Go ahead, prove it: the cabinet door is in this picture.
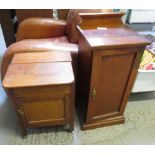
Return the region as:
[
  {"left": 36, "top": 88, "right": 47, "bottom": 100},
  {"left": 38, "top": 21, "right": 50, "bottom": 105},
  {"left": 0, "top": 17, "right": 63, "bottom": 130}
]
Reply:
[
  {"left": 86, "top": 48, "right": 141, "bottom": 122},
  {"left": 17, "top": 94, "right": 70, "bottom": 127}
]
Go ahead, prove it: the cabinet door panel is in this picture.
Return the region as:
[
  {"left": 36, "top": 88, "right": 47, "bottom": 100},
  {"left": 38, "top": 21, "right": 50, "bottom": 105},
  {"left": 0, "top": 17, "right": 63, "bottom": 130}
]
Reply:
[
  {"left": 17, "top": 95, "right": 70, "bottom": 127},
  {"left": 86, "top": 49, "right": 137, "bottom": 122}
]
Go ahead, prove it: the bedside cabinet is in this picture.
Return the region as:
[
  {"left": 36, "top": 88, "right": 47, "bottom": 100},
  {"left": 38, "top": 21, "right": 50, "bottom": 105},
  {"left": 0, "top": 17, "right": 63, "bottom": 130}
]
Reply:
[
  {"left": 2, "top": 51, "right": 75, "bottom": 136},
  {"left": 77, "top": 12, "right": 150, "bottom": 130}
]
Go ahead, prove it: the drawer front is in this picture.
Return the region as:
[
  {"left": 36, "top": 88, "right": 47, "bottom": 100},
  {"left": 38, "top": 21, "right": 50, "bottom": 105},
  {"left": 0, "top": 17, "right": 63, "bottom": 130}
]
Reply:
[
  {"left": 16, "top": 94, "right": 70, "bottom": 127},
  {"left": 12, "top": 85, "right": 70, "bottom": 98}
]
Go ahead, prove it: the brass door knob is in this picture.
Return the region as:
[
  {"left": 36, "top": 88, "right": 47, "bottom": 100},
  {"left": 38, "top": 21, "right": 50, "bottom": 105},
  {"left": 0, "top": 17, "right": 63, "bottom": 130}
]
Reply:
[{"left": 17, "top": 109, "right": 24, "bottom": 116}]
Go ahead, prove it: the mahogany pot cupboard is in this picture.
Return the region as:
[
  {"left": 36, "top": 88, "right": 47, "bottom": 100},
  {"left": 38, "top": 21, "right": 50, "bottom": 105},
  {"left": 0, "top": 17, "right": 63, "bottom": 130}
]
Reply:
[{"left": 76, "top": 12, "right": 150, "bottom": 130}]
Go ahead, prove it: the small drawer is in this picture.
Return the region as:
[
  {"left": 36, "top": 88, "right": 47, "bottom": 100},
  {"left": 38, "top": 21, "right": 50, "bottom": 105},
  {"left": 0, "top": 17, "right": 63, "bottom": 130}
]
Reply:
[{"left": 12, "top": 85, "right": 71, "bottom": 98}]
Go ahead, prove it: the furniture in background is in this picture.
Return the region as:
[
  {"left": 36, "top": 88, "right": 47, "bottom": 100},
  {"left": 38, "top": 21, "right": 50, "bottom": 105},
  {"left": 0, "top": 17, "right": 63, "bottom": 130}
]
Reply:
[
  {"left": 1, "top": 9, "right": 113, "bottom": 83},
  {"left": 0, "top": 9, "right": 113, "bottom": 48},
  {"left": 0, "top": 15, "right": 78, "bottom": 82},
  {"left": 0, "top": 9, "right": 53, "bottom": 47},
  {"left": 77, "top": 12, "right": 150, "bottom": 130},
  {"left": 2, "top": 51, "right": 74, "bottom": 136},
  {"left": 58, "top": 9, "right": 69, "bottom": 20},
  {"left": 0, "top": 10, "right": 16, "bottom": 47},
  {"left": 15, "top": 9, "right": 53, "bottom": 23}
]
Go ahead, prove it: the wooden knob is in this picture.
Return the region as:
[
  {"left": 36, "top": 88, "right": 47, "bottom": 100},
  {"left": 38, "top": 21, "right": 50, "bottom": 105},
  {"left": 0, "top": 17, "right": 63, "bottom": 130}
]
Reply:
[{"left": 17, "top": 109, "right": 24, "bottom": 116}]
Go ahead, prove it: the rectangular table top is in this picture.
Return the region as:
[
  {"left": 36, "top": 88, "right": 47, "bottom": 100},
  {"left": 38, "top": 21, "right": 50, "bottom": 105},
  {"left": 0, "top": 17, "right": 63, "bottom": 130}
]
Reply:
[
  {"left": 3, "top": 51, "right": 74, "bottom": 88},
  {"left": 77, "top": 26, "right": 150, "bottom": 49}
]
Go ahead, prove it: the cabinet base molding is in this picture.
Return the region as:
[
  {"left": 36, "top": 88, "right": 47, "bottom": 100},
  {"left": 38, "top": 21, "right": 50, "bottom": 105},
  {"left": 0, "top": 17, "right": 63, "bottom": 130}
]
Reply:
[{"left": 81, "top": 115, "right": 125, "bottom": 130}]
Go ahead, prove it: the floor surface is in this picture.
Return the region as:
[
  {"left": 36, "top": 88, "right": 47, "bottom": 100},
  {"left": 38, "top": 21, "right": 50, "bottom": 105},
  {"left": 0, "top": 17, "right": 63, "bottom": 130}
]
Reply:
[{"left": 0, "top": 91, "right": 155, "bottom": 144}]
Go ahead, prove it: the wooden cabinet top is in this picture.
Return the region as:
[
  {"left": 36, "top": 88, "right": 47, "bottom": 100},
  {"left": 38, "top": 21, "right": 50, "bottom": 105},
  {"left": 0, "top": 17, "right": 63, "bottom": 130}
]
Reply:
[
  {"left": 77, "top": 12, "right": 151, "bottom": 49},
  {"left": 78, "top": 26, "right": 150, "bottom": 49},
  {"left": 2, "top": 52, "right": 74, "bottom": 88}
]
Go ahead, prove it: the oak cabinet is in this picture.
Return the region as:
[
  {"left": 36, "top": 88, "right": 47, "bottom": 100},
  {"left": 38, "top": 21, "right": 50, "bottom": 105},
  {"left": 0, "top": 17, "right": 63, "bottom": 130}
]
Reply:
[
  {"left": 2, "top": 51, "right": 75, "bottom": 136},
  {"left": 13, "top": 85, "right": 72, "bottom": 128}
]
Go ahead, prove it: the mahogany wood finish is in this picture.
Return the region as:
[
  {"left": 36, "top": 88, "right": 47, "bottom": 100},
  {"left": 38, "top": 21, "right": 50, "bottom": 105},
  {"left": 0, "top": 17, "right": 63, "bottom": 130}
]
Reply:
[
  {"left": 2, "top": 52, "right": 74, "bottom": 136},
  {"left": 57, "top": 9, "right": 112, "bottom": 20},
  {"left": 78, "top": 12, "right": 125, "bottom": 29},
  {"left": 77, "top": 12, "right": 150, "bottom": 130}
]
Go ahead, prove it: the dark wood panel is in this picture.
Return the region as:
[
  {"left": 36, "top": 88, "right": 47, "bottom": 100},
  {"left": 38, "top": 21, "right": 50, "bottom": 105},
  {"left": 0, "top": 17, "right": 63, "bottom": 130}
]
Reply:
[
  {"left": 77, "top": 27, "right": 150, "bottom": 50},
  {"left": 87, "top": 49, "right": 136, "bottom": 122},
  {"left": 0, "top": 9, "right": 16, "bottom": 46},
  {"left": 16, "top": 9, "right": 53, "bottom": 23},
  {"left": 77, "top": 35, "right": 91, "bottom": 96},
  {"left": 79, "top": 12, "right": 125, "bottom": 29},
  {"left": 77, "top": 12, "right": 150, "bottom": 130}
]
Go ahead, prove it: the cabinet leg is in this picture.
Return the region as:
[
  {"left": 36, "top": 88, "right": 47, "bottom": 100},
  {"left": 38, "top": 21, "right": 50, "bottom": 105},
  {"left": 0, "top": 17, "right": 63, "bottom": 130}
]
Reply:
[
  {"left": 69, "top": 121, "right": 74, "bottom": 131},
  {"left": 69, "top": 84, "right": 75, "bottom": 132},
  {"left": 20, "top": 125, "right": 27, "bottom": 137}
]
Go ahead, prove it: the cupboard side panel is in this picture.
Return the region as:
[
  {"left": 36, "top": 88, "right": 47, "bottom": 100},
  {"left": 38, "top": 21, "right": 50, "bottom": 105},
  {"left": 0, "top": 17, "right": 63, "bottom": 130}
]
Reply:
[
  {"left": 78, "top": 36, "right": 92, "bottom": 96},
  {"left": 77, "top": 35, "right": 92, "bottom": 122}
]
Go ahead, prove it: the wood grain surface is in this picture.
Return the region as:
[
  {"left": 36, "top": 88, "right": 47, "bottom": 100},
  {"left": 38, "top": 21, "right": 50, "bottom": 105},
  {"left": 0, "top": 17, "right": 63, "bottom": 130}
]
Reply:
[
  {"left": 77, "top": 12, "right": 151, "bottom": 130},
  {"left": 11, "top": 51, "right": 72, "bottom": 64},
  {"left": 3, "top": 51, "right": 75, "bottom": 136},
  {"left": 3, "top": 62, "right": 74, "bottom": 88}
]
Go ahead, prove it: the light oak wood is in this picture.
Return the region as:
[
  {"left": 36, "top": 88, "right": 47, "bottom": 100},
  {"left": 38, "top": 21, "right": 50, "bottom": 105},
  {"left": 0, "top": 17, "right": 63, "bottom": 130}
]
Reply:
[
  {"left": 2, "top": 52, "right": 75, "bottom": 136},
  {"left": 3, "top": 62, "right": 74, "bottom": 88},
  {"left": 16, "top": 9, "right": 53, "bottom": 23},
  {"left": 11, "top": 51, "right": 72, "bottom": 64}
]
